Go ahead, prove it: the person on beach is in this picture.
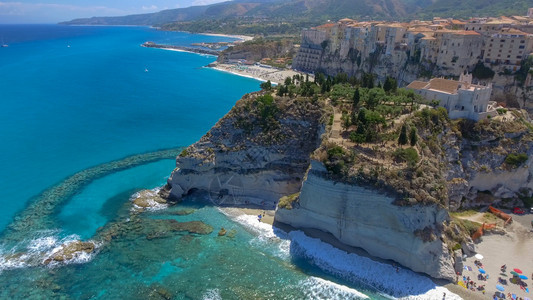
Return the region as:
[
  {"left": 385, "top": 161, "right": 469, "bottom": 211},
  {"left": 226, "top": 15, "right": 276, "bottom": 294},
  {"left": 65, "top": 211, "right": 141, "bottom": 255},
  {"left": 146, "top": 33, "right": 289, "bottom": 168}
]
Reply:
[{"left": 257, "top": 214, "right": 262, "bottom": 222}]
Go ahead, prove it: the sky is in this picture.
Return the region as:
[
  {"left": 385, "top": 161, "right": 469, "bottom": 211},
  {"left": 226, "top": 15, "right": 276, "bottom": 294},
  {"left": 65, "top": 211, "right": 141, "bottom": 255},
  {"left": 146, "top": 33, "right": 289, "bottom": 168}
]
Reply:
[{"left": 0, "top": 0, "right": 228, "bottom": 23}]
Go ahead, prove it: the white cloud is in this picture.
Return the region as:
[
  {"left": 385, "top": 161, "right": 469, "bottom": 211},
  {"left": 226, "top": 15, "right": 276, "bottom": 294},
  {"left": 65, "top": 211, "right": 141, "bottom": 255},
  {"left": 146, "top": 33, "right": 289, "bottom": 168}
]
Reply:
[
  {"left": 0, "top": 2, "right": 128, "bottom": 21},
  {"left": 141, "top": 5, "right": 158, "bottom": 11},
  {"left": 191, "top": 0, "right": 229, "bottom": 6}
]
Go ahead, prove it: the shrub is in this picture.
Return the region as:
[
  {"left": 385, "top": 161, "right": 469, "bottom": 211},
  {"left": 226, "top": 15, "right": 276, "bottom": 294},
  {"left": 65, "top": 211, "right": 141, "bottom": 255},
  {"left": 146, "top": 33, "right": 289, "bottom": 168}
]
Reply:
[
  {"left": 472, "top": 61, "right": 495, "bottom": 79},
  {"left": 278, "top": 193, "right": 300, "bottom": 209},
  {"left": 179, "top": 149, "right": 190, "bottom": 157},
  {"left": 504, "top": 153, "right": 528, "bottom": 168},
  {"left": 393, "top": 147, "right": 419, "bottom": 167}
]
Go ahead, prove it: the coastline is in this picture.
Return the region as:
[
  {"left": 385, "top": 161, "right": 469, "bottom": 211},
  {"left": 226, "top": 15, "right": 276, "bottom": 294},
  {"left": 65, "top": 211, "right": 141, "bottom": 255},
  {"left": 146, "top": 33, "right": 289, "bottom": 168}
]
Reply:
[
  {"left": 208, "top": 62, "right": 307, "bottom": 85},
  {"left": 199, "top": 32, "right": 254, "bottom": 42},
  {"left": 224, "top": 207, "right": 463, "bottom": 299}
]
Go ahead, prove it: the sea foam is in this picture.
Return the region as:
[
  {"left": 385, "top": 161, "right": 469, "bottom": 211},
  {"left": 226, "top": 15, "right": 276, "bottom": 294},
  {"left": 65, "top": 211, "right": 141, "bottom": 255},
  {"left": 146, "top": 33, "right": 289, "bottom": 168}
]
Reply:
[{"left": 289, "top": 231, "right": 461, "bottom": 300}]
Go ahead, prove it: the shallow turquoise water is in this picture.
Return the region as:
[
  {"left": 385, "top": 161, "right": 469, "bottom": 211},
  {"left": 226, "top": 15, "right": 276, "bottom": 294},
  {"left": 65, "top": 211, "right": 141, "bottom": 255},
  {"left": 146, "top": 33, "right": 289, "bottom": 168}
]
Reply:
[
  {"left": 0, "top": 25, "right": 389, "bottom": 299},
  {"left": 0, "top": 24, "right": 260, "bottom": 231}
]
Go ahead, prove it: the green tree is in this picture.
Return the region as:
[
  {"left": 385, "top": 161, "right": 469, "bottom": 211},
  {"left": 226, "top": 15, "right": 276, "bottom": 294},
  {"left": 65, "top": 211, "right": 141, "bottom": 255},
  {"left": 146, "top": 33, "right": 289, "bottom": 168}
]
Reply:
[
  {"left": 284, "top": 76, "right": 292, "bottom": 86},
  {"left": 277, "top": 85, "right": 285, "bottom": 96},
  {"left": 398, "top": 124, "right": 408, "bottom": 146},
  {"left": 409, "top": 127, "right": 418, "bottom": 146},
  {"left": 260, "top": 80, "right": 272, "bottom": 90},
  {"left": 383, "top": 76, "right": 397, "bottom": 93},
  {"left": 352, "top": 87, "right": 360, "bottom": 108}
]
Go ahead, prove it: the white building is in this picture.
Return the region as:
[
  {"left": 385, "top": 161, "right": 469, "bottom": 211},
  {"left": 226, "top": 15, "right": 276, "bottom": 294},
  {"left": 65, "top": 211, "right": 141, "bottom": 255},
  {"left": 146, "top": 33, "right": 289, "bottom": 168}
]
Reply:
[{"left": 407, "top": 73, "right": 497, "bottom": 121}]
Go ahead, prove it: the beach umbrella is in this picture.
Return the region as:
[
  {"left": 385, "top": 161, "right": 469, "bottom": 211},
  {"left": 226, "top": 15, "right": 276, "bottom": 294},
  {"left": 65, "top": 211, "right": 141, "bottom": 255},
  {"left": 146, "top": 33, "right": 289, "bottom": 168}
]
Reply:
[
  {"left": 475, "top": 254, "right": 484, "bottom": 260},
  {"left": 519, "top": 275, "right": 528, "bottom": 280},
  {"left": 511, "top": 271, "right": 519, "bottom": 276},
  {"left": 496, "top": 284, "right": 505, "bottom": 292},
  {"left": 513, "top": 268, "right": 523, "bottom": 274},
  {"left": 479, "top": 268, "right": 486, "bottom": 274}
]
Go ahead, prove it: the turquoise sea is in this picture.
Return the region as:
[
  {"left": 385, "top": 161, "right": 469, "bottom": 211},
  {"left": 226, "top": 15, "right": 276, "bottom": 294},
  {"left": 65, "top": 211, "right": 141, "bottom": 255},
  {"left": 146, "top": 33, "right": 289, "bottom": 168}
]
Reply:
[{"left": 0, "top": 25, "right": 452, "bottom": 300}]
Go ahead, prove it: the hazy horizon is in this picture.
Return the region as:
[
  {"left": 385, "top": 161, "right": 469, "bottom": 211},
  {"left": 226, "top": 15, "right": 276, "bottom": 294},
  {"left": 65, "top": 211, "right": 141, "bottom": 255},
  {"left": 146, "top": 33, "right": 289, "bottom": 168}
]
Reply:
[{"left": 0, "top": 0, "right": 228, "bottom": 24}]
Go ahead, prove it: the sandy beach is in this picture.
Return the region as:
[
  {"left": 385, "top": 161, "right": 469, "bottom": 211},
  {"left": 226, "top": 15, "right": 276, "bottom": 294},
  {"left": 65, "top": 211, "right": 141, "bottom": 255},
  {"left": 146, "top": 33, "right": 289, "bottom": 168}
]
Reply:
[
  {"left": 210, "top": 63, "right": 309, "bottom": 85},
  {"left": 229, "top": 206, "right": 533, "bottom": 299},
  {"left": 199, "top": 32, "right": 254, "bottom": 42},
  {"left": 450, "top": 212, "right": 533, "bottom": 299}
]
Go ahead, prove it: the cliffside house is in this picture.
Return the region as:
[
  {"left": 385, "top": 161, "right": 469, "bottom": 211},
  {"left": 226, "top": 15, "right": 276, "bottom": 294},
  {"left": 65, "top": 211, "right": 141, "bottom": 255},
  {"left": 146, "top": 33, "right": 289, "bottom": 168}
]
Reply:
[{"left": 407, "top": 73, "right": 497, "bottom": 121}]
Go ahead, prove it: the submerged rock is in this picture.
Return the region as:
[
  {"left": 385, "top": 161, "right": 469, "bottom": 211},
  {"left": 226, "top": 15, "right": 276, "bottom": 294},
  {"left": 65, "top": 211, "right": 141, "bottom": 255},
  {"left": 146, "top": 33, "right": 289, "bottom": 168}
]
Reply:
[
  {"left": 218, "top": 228, "right": 227, "bottom": 236},
  {"left": 44, "top": 241, "right": 96, "bottom": 264},
  {"left": 132, "top": 190, "right": 167, "bottom": 210},
  {"left": 169, "top": 220, "right": 213, "bottom": 235}
]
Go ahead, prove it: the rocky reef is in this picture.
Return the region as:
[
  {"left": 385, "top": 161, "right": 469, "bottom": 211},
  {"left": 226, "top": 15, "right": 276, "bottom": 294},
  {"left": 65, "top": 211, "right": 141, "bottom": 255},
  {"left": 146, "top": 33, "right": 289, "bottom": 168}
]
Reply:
[{"left": 162, "top": 91, "right": 325, "bottom": 208}]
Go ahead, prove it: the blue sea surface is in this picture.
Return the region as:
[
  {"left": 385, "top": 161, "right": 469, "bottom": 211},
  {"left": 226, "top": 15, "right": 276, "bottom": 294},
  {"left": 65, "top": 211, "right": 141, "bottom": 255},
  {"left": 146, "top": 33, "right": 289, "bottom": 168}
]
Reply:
[
  {"left": 0, "top": 24, "right": 259, "bottom": 231},
  {"left": 0, "top": 25, "right": 390, "bottom": 299}
]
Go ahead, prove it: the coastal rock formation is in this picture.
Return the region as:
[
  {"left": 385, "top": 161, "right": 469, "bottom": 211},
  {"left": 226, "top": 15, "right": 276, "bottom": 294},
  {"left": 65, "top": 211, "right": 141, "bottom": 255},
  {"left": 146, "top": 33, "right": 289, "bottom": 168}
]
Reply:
[
  {"left": 44, "top": 241, "right": 96, "bottom": 264},
  {"left": 163, "top": 92, "right": 325, "bottom": 208},
  {"left": 275, "top": 160, "right": 457, "bottom": 281},
  {"left": 132, "top": 189, "right": 167, "bottom": 211},
  {"left": 441, "top": 111, "right": 533, "bottom": 209}
]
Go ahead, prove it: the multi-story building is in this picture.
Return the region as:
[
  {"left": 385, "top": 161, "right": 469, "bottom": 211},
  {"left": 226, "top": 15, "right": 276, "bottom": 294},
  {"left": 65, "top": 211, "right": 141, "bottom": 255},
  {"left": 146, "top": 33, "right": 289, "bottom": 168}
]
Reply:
[
  {"left": 407, "top": 73, "right": 496, "bottom": 120},
  {"left": 483, "top": 28, "right": 533, "bottom": 71},
  {"left": 292, "top": 11, "right": 533, "bottom": 77},
  {"left": 435, "top": 30, "right": 483, "bottom": 74}
]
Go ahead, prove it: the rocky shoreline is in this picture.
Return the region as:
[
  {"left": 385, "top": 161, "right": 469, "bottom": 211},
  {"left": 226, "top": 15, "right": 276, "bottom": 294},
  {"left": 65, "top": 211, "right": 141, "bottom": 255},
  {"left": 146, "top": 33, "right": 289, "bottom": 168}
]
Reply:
[{"left": 141, "top": 42, "right": 220, "bottom": 56}]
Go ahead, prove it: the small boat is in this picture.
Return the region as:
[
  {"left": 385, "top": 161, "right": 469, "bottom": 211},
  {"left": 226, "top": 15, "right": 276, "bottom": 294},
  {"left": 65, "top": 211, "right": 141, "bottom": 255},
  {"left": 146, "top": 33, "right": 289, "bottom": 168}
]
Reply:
[
  {"left": 144, "top": 68, "right": 149, "bottom": 72},
  {"left": 1, "top": 37, "right": 8, "bottom": 47}
]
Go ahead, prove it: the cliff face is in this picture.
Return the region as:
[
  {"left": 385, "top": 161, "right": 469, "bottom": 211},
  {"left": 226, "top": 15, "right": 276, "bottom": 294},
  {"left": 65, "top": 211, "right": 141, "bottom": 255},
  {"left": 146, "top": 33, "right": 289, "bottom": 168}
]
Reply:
[
  {"left": 442, "top": 112, "right": 533, "bottom": 210},
  {"left": 295, "top": 43, "right": 533, "bottom": 115},
  {"left": 275, "top": 160, "right": 457, "bottom": 281},
  {"left": 163, "top": 92, "right": 325, "bottom": 207}
]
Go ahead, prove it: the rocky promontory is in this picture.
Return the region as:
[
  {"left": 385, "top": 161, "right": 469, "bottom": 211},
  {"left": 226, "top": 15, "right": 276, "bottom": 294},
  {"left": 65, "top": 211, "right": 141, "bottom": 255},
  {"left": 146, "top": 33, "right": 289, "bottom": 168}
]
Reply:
[
  {"left": 160, "top": 78, "right": 533, "bottom": 281},
  {"left": 162, "top": 89, "right": 326, "bottom": 208}
]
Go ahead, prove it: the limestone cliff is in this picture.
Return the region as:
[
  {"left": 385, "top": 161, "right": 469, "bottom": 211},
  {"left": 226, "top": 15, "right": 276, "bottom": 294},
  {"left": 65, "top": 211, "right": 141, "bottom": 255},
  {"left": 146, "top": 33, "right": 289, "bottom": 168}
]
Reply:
[
  {"left": 275, "top": 160, "right": 457, "bottom": 281},
  {"left": 162, "top": 91, "right": 325, "bottom": 207},
  {"left": 162, "top": 82, "right": 533, "bottom": 282},
  {"left": 442, "top": 110, "right": 533, "bottom": 210}
]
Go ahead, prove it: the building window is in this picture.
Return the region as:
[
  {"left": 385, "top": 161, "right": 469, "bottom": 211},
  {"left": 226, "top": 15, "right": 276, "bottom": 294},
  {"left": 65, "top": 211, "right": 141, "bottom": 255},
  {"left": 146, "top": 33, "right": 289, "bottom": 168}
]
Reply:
[
  {"left": 500, "top": 39, "right": 505, "bottom": 42},
  {"left": 519, "top": 45, "right": 525, "bottom": 49},
  {"left": 517, "top": 56, "right": 522, "bottom": 59}
]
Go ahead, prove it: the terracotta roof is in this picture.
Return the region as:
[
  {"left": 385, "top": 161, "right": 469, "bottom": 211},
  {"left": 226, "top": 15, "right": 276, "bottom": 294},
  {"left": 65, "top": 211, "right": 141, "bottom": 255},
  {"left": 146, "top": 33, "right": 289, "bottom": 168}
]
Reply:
[
  {"left": 426, "top": 78, "right": 460, "bottom": 94},
  {"left": 436, "top": 29, "right": 480, "bottom": 36},
  {"left": 502, "top": 28, "right": 529, "bottom": 35},
  {"left": 450, "top": 20, "right": 466, "bottom": 25},
  {"left": 315, "top": 23, "right": 336, "bottom": 29},
  {"left": 406, "top": 81, "right": 428, "bottom": 90}
]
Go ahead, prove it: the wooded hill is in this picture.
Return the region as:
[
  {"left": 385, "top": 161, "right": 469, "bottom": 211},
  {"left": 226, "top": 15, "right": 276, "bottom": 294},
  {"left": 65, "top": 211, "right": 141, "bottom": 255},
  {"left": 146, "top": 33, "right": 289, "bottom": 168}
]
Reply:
[{"left": 62, "top": 0, "right": 533, "bottom": 32}]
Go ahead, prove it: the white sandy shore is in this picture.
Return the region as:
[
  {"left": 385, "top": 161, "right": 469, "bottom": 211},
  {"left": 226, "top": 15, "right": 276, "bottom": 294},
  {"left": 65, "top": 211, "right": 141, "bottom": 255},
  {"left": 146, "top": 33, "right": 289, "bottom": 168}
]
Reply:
[
  {"left": 224, "top": 207, "right": 462, "bottom": 300},
  {"left": 210, "top": 63, "right": 309, "bottom": 85},
  {"left": 199, "top": 32, "right": 254, "bottom": 42},
  {"left": 453, "top": 212, "right": 533, "bottom": 299}
]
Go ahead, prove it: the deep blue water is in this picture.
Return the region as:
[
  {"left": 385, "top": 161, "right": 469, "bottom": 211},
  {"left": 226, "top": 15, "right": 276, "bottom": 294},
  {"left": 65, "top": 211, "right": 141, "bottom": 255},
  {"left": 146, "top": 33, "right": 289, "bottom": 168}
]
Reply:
[
  {"left": 0, "top": 24, "right": 260, "bottom": 231},
  {"left": 0, "top": 25, "right": 393, "bottom": 299}
]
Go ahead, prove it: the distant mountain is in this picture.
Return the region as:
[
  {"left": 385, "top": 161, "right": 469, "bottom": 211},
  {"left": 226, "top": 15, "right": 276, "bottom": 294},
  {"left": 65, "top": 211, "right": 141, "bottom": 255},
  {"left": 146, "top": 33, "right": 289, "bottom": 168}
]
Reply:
[
  {"left": 61, "top": 0, "right": 533, "bottom": 27},
  {"left": 415, "top": 0, "right": 533, "bottom": 19},
  {"left": 62, "top": 0, "right": 420, "bottom": 26}
]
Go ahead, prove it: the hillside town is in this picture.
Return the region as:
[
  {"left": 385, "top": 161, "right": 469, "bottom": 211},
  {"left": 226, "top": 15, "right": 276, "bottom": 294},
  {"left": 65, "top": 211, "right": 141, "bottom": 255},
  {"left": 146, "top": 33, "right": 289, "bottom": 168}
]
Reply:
[{"left": 294, "top": 10, "right": 533, "bottom": 77}]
